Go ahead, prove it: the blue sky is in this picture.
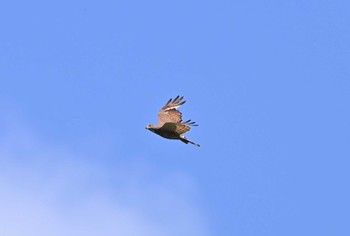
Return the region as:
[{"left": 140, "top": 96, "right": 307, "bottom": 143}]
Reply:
[{"left": 1, "top": 0, "right": 349, "bottom": 235}]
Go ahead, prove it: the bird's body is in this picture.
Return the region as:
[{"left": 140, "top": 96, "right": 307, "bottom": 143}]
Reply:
[{"left": 146, "top": 96, "right": 200, "bottom": 147}]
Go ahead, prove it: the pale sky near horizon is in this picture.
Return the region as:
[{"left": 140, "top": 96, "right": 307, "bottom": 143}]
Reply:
[{"left": 1, "top": 0, "right": 350, "bottom": 235}]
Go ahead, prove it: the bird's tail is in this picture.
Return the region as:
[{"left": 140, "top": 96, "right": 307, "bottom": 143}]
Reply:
[{"left": 180, "top": 136, "right": 200, "bottom": 147}]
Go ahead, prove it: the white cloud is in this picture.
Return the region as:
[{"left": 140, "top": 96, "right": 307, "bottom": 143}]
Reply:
[{"left": 0, "top": 122, "right": 209, "bottom": 236}]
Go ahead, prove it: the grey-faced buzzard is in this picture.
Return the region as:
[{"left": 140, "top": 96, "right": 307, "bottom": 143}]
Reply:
[{"left": 146, "top": 96, "right": 200, "bottom": 147}]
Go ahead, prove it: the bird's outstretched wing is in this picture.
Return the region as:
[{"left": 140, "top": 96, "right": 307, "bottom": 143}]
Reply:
[{"left": 158, "top": 95, "right": 185, "bottom": 126}]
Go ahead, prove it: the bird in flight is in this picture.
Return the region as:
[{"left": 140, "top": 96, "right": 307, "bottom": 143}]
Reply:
[{"left": 146, "top": 96, "right": 200, "bottom": 147}]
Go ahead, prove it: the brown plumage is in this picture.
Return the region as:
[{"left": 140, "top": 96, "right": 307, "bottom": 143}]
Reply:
[{"left": 146, "top": 96, "right": 200, "bottom": 147}]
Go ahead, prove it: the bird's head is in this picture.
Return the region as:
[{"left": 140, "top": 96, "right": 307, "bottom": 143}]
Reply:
[{"left": 146, "top": 124, "right": 155, "bottom": 131}]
